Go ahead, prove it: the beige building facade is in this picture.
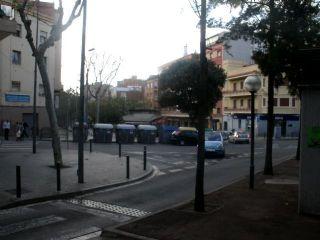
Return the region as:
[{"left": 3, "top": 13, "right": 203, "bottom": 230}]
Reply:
[
  {"left": 0, "top": 1, "right": 62, "bottom": 135},
  {"left": 222, "top": 62, "right": 300, "bottom": 137}
]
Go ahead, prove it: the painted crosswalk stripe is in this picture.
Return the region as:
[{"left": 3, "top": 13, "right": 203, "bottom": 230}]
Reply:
[
  {"left": 67, "top": 199, "right": 150, "bottom": 217},
  {"left": 184, "top": 166, "right": 196, "bottom": 170},
  {"left": 50, "top": 227, "right": 102, "bottom": 240},
  {"left": 173, "top": 161, "right": 184, "bottom": 165},
  {"left": 0, "top": 215, "right": 65, "bottom": 236},
  {"left": 169, "top": 169, "right": 183, "bottom": 173},
  {"left": 157, "top": 171, "right": 166, "bottom": 176}
]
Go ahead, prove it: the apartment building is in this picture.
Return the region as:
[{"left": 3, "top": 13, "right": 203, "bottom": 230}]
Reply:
[
  {"left": 0, "top": 1, "right": 62, "bottom": 134},
  {"left": 144, "top": 75, "right": 159, "bottom": 109},
  {"left": 223, "top": 63, "right": 300, "bottom": 137},
  {"left": 206, "top": 32, "right": 254, "bottom": 130}
]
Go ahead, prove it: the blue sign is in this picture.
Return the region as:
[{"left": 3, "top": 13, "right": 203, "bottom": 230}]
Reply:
[{"left": 5, "top": 94, "right": 30, "bottom": 103}]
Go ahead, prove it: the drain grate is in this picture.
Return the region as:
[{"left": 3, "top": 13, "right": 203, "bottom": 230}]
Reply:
[{"left": 67, "top": 199, "right": 150, "bottom": 217}]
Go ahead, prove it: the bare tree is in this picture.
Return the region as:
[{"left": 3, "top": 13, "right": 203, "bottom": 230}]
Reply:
[
  {"left": 17, "top": 0, "right": 84, "bottom": 166},
  {"left": 87, "top": 53, "right": 121, "bottom": 123}
]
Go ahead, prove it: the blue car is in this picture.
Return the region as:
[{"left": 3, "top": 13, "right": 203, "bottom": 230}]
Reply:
[{"left": 204, "top": 131, "right": 225, "bottom": 158}]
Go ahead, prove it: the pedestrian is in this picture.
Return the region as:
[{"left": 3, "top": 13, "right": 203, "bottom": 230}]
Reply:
[
  {"left": 2, "top": 120, "right": 10, "bottom": 140},
  {"left": 16, "top": 122, "right": 22, "bottom": 141},
  {"left": 22, "top": 121, "right": 29, "bottom": 138}
]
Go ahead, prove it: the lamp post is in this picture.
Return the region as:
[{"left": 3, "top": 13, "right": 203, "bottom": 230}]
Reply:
[
  {"left": 85, "top": 48, "right": 95, "bottom": 124},
  {"left": 32, "top": 0, "right": 39, "bottom": 154},
  {"left": 78, "top": 0, "right": 87, "bottom": 183},
  {"left": 244, "top": 75, "right": 261, "bottom": 189}
]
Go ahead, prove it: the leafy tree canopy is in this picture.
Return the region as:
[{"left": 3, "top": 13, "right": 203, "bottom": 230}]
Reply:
[
  {"left": 159, "top": 55, "right": 226, "bottom": 119},
  {"left": 209, "top": 0, "right": 320, "bottom": 94}
]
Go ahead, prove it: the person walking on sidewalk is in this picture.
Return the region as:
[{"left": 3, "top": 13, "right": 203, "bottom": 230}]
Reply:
[{"left": 2, "top": 120, "right": 10, "bottom": 140}]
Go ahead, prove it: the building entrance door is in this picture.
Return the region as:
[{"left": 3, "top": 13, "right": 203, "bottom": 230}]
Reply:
[{"left": 22, "top": 113, "right": 38, "bottom": 137}]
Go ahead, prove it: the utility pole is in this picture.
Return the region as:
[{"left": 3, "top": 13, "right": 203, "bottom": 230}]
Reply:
[
  {"left": 32, "top": 0, "right": 39, "bottom": 154},
  {"left": 78, "top": 0, "right": 87, "bottom": 183}
]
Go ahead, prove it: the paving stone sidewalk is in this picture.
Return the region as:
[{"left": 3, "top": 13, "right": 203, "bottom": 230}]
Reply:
[
  {"left": 101, "top": 159, "right": 320, "bottom": 240},
  {"left": 0, "top": 146, "right": 153, "bottom": 209}
]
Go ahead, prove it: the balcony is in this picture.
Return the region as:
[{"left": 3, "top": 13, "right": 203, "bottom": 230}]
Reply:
[
  {"left": 222, "top": 89, "right": 251, "bottom": 97},
  {"left": 0, "top": 17, "right": 17, "bottom": 41},
  {"left": 224, "top": 107, "right": 257, "bottom": 114}
]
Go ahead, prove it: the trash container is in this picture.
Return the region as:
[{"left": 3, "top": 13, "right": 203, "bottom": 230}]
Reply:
[
  {"left": 93, "top": 123, "right": 113, "bottom": 143},
  {"left": 116, "top": 124, "right": 136, "bottom": 143},
  {"left": 159, "top": 125, "right": 177, "bottom": 144},
  {"left": 72, "top": 122, "right": 88, "bottom": 142},
  {"left": 137, "top": 125, "right": 157, "bottom": 144}
]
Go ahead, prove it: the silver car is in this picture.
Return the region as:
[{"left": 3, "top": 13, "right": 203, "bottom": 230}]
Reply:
[{"left": 229, "top": 131, "right": 250, "bottom": 144}]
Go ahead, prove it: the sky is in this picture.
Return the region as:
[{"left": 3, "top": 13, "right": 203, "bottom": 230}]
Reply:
[{"left": 47, "top": 0, "right": 230, "bottom": 90}]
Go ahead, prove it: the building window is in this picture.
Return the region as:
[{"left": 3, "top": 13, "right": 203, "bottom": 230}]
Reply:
[
  {"left": 292, "top": 98, "right": 296, "bottom": 107},
  {"left": 39, "top": 84, "right": 45, "bottom": 97},
  {"left": 12, "top": 50, "right": 21, "bottom": 65},
  {"left": 40, "top": 31, "right": 47, "bottom": 44},
  {"left": 217, "top": 51, "right": 222, "bottom": 57},
  {"left": 233, "top": 99, "right": 237, "bottom": 109},
  {"left": 248, "top": 99, "right": 251, "bottom": 108},
  {"left": 217, "top": 108, "right": 221, "bottom": 114},
  {"left": 263, "top": 78, "right": 266, "bottom": 87},
  {"left": 279, "top": 98, "right": 289, "bottom": 107},
  {"left": 274, "top": 98, "right": 278, "bottom": 107},
  {"left": 240, "top": 81, "right": 244, "bottom": 89},
  {"left": 263, "top": 98, "right": 266, "bottom": 107},
  {"left": 15, "top": 24, "right": 22, "bottom": 37},
  {"left": 233, "top": 83, "right": 237, "bottom": 92},
  {"left": 240, "top": 99, "right": 244, "bottom": 107},
  {"left": 11, "top": 81, "right": 21, "bottom": 92}
]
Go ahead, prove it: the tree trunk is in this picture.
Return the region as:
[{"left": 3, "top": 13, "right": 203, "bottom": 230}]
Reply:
[
  {"left": 37, "top": 56, "right": 62, "bottom": 166},
  {"left": 194, "top": 0, "right": 207, "bottom": 212},
  {"left": 194, "top": 116, "right": 206, "bottom": 212},
  {"left": 296, "top": 106, "right": 301, "bottom": 160},
  {"left": 264, "top": 0, "right": 275, "bottom": 175},
  {"left": 96, "top": 94, "right": 100, "bottom": 123}
]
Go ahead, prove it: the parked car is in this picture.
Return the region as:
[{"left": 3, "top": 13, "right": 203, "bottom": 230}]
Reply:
[
  {"left": 171, "top": 127, "right": 198, "bottom": 146},
  {"left": 213, "top": 131, "right": 230, "bottom": 141},
  {"left": 229, "top": 131, "right": 250, "bottom": 144},
  {"left": 205, "top": 131, "right": 225, "bottom": 158}
]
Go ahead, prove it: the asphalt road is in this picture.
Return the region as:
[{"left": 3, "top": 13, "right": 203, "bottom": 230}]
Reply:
[{"left": 0, "top": 139, "right": 297, "bottom": 240}]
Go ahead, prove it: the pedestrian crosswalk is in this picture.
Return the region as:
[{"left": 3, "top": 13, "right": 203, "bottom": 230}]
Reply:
[
  {"left": 0, "top": 142, "right": 33, "bottom": 151},
  {"left": 0, "top": 198, "right": 148, "bottom": 239}
]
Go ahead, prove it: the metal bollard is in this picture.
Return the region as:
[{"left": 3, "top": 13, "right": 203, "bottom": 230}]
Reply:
[
  {"left": 126, "top": 155, "right": 130, "bottom": 179},
  {"left": 119, "top": 143, "right": 122, "bottom": 158},
  {"left": 89, "top": 139, "right": 92, "bottom": 153},
  {"left": 56, "top": 163, "right": 61, "bottom": 191},
  {"left": 143, "top": 146, "right": 147, "bottom": 171},
  {"left": 16, "top": 166, "right": 21, "bottom": 198}
]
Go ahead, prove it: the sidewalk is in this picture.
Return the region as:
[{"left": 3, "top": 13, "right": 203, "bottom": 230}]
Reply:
[
  {"left": 0, "top": 146, "right": 153, "bottom": 209},
  {"left": 102, "top": 159, "right": 320, "bottom": 240}
]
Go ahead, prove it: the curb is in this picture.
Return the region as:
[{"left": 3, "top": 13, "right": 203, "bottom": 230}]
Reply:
[
  {"left": 0, "top": 165, "right": 155, "bottom": 210},
  {"left": 102, "top": 154, "right": 295, "bottom": 239}
]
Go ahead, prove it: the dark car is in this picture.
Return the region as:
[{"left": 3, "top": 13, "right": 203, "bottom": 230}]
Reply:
[{"left": 171, "top": 127, "right": 198, "bottom": 146}]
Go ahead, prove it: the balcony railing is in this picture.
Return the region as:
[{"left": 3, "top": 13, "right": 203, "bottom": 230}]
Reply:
[{"left": 222, "top": 89, "right": 251, "bottom": 97}]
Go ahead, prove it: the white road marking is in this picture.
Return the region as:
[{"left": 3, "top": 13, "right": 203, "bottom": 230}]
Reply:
[
  {"left": 173, "top": 161, "right": 184, "bottom": 165},
  {"left": 157, "top": 171, "right": 166, "bottom": 176},
  {"left": 67, "top": 199, "right": 150, "bottom": 217},
  {"left": 169, "top": 169, "right": 183, "bottom": 173},
  {"left": 184, "top": 166, "right": 196, "bottom": 169},
  {"left": 0, "top": 215, "right": 65, "bottom": 236}
]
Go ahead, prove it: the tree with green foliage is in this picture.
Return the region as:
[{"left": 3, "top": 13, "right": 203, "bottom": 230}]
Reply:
[
  {"left": 16, "top": 0, "right": 84, "bottom": 166},
  {"left": 209, "top": 0, "right": 320, "bottom": 172},
  {"left": 159, "top": 54, "right": 226, "bottom": 211}
]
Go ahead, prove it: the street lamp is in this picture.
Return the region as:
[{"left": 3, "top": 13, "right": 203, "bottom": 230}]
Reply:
[
  {"left": 78, "top": 0, "right": 87, "bottom": 184},
  {"left": 85, "top": 48, "right": 95, "bottom": 124},
  {"left": 244, "top": 75, "right": 261, "bottom": 189}
]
